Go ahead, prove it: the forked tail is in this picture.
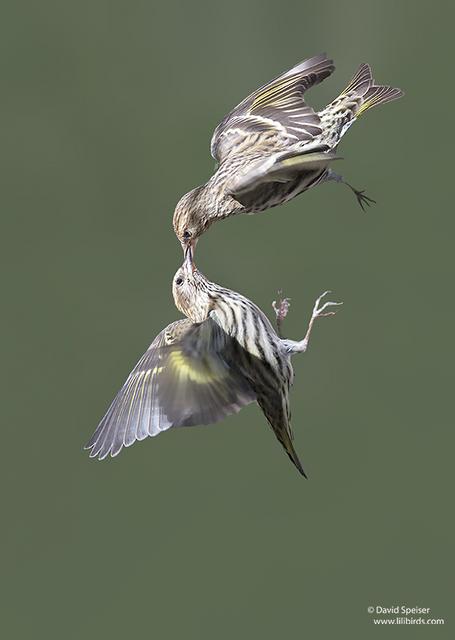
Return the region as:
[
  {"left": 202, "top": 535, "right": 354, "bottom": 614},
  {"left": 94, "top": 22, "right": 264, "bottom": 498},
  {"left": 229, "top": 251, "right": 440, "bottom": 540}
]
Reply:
[{"left": 342, "top": 63, "right": 403, "bottom": 116}]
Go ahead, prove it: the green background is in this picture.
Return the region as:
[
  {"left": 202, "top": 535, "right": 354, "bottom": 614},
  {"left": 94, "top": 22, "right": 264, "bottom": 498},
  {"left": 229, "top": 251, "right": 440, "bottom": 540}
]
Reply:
[{"left": 2, "top": 0, "right": 452, "bottom": 637}]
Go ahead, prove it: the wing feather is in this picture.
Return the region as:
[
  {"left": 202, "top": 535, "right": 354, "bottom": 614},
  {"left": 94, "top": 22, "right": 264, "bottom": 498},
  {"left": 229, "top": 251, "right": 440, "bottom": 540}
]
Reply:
[
  {"left": 85, "top": 319, "right": 256, "bottom": 460},
  {"left": 211, "top": 54, "right": 335, "bottom": 162},
  {"left": 227, "top": 150, "right": 340, "bottom": 199}
]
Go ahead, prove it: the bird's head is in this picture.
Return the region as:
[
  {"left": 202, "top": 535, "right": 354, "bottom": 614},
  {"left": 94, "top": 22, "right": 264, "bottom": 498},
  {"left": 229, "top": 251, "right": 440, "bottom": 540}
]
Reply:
[
  {"left": 172, "top": 187, "right": 210, "bottom": 255},
  {"left": 172, "top": 247, "right": 213, "bottom": 323}
]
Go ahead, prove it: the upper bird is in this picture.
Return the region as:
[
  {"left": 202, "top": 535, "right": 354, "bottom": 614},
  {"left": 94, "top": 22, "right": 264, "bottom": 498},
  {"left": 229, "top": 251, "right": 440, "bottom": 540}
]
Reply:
[
  {"left": 173, "top": 54, "right": 403, "bottom": 254},
  {"left": 85, "top": 248, "right": 341, "bottom": 476}
]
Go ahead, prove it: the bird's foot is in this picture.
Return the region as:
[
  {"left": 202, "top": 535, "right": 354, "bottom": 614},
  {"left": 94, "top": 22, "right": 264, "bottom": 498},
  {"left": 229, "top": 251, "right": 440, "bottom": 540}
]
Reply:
[
  {"left": 281, "top": 292, "right": 342, "bottom": 354},
  {"left": 272, "top": 290, "right": 291, "bottom": 338},
  {"left": 296, "top": 291, "right": 343, "bottom": 353},
  {"left": 348, "top": 184, "right": 376, "bottom": 211},
  {"left": 311, "top": 290, "right": 343, "bottom": 320}
]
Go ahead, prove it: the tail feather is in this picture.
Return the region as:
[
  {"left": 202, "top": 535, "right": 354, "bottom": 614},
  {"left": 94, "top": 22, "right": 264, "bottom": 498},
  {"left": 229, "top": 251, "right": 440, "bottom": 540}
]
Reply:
[
  {"left": 358, "top": 85, "right": 404, "bottom": 116},
  {"left": 285, "top": 443, "right": 308, "bottom": 478},
  {"left": 279, "top": 429, "right": 308, "bottom": 478},
  {"left": 343, "top": 62, "right": 373, "bottom": 97},
  {"left": 342, "top": 62, "right": 404, "bottom": 116}
]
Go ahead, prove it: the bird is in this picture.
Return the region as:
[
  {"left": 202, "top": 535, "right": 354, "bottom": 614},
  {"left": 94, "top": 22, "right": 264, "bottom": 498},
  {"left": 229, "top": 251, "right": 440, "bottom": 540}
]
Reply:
[
  {"left": 173, "top": 53, "right": 403, "bottom": 254},
  {"left": 85, "top": 248, "right": 342, "bottom": 476}
]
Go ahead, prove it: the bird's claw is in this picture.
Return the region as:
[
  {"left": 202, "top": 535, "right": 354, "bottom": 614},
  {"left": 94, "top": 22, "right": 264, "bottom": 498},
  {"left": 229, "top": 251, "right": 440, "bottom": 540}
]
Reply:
[
  {"left": 312, "top": 291, "right": 343, "bottom": 319},
  {"left": 272, "top": 291, "right": 291, "bottom": 322},
  {"left": 273, "top": 290, "right": 291, "bottom": 337},
  {"left": 354, "top": 189, "right": 376, "bottom": 211}
]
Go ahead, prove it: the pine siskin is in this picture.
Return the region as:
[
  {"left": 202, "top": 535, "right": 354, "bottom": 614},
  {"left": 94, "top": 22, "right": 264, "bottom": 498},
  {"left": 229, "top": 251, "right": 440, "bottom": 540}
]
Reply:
[
  {"left": 85, "top": 249, "right": 341, "bottom": 476},
  {"left": 173, "top": 54, "right": 403, "bottom": 253}
]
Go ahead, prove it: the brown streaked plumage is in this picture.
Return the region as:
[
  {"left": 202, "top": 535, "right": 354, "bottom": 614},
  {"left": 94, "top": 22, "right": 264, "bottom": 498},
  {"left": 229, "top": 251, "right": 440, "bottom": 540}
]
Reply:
[
  {"left": 173, "top": 54, "right": 403, "bottom": 253},
  {"left": 85, "top": 250, "right": 341, "bottom": 475},
  {"left": 173, "top": 249, "right": 342, "bottom": 476}
]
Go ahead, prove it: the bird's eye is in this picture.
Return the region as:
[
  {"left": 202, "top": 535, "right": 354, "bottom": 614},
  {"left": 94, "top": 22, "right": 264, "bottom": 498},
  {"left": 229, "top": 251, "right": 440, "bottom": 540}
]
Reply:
[
  {"left": 183, "top": 230, "right": 192, "bottom": 240},
  {"left": 175, "top": 277, "right": 183, "bottom": 286}
]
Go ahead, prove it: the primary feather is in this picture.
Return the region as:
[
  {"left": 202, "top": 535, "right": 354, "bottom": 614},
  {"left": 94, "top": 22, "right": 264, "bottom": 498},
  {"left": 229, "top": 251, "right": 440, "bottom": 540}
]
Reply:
[{"left": 85, "top": 318, "right": 256, "bottom": 460}]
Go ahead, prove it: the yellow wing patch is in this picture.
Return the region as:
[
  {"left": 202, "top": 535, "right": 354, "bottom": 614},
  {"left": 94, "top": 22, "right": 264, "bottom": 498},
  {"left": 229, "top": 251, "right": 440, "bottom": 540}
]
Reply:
[{"left": 167, "top": 350, "right": 225, "bottom": 385}]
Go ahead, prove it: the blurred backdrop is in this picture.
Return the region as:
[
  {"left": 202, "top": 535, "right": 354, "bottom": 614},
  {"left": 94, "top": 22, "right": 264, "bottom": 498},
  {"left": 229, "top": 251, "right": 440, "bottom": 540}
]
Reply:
[{"left": 2, "top": 0, "right": 453, "bottom": 638}]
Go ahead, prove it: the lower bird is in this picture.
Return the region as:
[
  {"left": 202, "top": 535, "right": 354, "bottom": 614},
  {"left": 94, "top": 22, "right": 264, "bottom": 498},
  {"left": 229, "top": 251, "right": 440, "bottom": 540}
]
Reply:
[
  {"left": 173, "top": 53, "right": 403, "bottom": 253},
  {"left": 85, "top": 249, "right": 341, "bottom": 476}
]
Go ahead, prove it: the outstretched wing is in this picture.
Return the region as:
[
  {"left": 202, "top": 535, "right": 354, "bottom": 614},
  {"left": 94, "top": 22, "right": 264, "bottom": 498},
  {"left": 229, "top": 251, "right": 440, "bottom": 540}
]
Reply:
[
  {"left": 211, "top": 54, "right": 335, "bottom": 163},
  {"left": 85, "top": 319, "right": 256, "bottom": 460}
]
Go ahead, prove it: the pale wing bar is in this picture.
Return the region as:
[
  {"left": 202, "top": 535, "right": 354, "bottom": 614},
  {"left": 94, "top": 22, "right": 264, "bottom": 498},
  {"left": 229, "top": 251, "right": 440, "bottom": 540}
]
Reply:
[{"left": 211, "top": 54, "right": 335, "bottom": 162}]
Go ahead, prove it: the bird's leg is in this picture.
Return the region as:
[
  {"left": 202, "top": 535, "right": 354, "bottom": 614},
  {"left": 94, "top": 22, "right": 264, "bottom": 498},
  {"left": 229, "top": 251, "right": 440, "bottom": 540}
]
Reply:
[
  {"left": 282, "top": 291, "right": 342, "bottom": 354},
  {"left": 272, "top": 290, "right": 291, "bottom": 338},
  {"left": 325, "top": 169, "right": 376, "bottom": 211}
]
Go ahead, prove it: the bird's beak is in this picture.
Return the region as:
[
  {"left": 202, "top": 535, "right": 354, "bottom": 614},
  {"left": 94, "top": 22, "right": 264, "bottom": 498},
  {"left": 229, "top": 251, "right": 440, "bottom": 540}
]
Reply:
[
  {"left": 184, "top": 244, "right": 196, "bottom": 271},
  {"left": 183, "top": 239, "right": 197, "bottom": 271}
]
